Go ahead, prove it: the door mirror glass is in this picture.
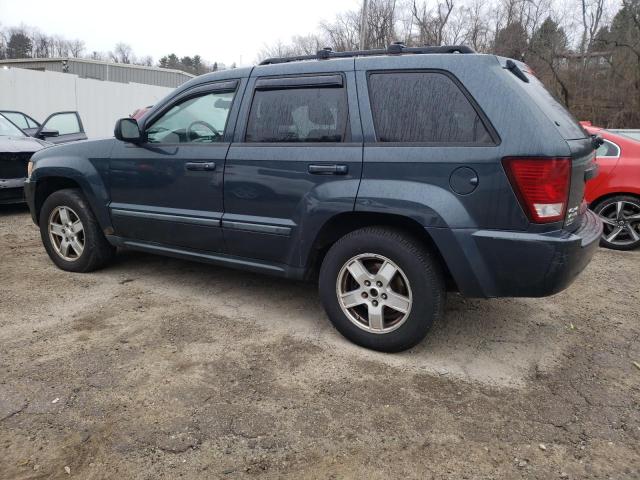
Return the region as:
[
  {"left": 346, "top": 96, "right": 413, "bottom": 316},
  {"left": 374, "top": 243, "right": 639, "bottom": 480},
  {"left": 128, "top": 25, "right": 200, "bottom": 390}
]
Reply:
[{"left": 115, "top": 118, "right": 143, "bottom": 143}]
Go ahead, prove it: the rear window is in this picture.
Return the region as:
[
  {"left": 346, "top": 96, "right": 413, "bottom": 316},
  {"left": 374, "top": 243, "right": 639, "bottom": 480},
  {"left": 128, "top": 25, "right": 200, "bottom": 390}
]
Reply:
[
  {"left": 367, "top": 72, "right": 493, "bottom": 144},
  {"left": 520, "top": 73, "right": 587, "bottom": 140}
]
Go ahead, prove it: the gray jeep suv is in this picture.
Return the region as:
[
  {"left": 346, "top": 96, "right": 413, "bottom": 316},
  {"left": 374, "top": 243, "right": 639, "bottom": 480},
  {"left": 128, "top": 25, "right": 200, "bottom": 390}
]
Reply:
[{"left": 25, "top": 45, "right": 602, "bottom": 352}]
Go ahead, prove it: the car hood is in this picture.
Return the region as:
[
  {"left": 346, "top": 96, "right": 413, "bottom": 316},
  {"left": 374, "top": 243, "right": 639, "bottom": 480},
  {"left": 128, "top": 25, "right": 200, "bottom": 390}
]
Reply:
[{"left": 0, "top": 135, "right": 52, "bottom": 153}]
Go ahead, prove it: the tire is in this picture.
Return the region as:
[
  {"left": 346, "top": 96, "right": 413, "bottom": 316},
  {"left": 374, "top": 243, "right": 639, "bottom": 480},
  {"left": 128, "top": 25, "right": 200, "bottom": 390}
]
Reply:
[
  {"left": 39, "top": 188, "right": 116, "bottom": 272},
  {"left": 592, "top": 195, "right": 640, "bottom": 251},
  {"left": 319, "top": 226, "right": 445, "bottom": 352}
]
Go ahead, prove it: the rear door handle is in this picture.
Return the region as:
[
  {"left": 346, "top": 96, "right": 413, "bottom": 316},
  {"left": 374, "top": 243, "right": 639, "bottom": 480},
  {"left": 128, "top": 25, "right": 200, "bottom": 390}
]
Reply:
[
  {"left": 308, "top": 164, "right": 348, "bottom": 175},
  {"left": 185, "top": 161, "right": 216, "bottom": 171}
]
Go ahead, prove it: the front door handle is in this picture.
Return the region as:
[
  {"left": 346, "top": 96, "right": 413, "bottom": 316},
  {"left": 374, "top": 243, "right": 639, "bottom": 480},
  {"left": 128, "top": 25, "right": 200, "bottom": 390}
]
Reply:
[
  {"left": 308, "top": 164, "right": 348, "bottom": 175},
  {"left": 185, "top": 161, "right": 216, "bottom": 171}
]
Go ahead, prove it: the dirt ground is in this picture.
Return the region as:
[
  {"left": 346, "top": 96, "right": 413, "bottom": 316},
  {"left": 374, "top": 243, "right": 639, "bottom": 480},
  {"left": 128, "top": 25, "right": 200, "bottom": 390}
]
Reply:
[{"left": 0, "top": 204, "right": 639, "bottom": 479}]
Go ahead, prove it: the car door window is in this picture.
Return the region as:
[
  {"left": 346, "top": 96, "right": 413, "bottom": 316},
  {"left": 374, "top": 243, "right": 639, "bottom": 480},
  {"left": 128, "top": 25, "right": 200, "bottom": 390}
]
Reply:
[
  {"left": 596, "top": 139, "right": 620, "bottom": 157},
  {"left": 245, "top": 86, "right": 349, "bottom": 142},
  {"left": 43, "top": 112, "right": 82, "bottom": 135},
  {"left": 147, "top": 91, "right": 235, "bottom": 144},
  {"left": 368, "top": 71, "right": 493, "bottom": 144}
]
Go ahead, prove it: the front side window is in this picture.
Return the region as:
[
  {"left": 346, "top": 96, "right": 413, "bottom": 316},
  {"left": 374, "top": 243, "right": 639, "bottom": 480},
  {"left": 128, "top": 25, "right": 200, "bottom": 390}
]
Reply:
[
  {"left": 147, "top": 90, "right": 235, "bottom": 144},
  {"left": 368, "top": 72, "right": 493, "bottom": 144},
  {"left": 245, "top": 86, "right": 349, "bottom": 142},
  {"left": 596, "top": 139, "right": 620, "bottom": 158},
  {"left": 44, "top": 113, "right": 81, "bottom": 135}
]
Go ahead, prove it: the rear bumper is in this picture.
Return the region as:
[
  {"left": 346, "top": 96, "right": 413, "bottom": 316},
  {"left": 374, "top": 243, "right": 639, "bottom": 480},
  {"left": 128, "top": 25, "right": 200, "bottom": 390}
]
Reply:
[
  {"left": 430, "top": 209, "right": 603, "bottom": 298},
  {"left": 0, "top": 177, "right": 26, "bottom": 204}
]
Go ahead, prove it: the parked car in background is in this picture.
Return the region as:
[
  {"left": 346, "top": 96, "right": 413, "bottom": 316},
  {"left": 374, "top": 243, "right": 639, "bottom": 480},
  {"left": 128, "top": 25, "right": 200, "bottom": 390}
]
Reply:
[
  {"left": 0, "top": 110, "right": 87, "bottom": 144},
  {"left": 582, "top": 121, "right": 640, "bottom": 250},
  {"left": 130, "top": 106, "right": 152, "bottom": 121},
  {"left": 0, "top": 115, "right": 51, "bottom": 204},
  {"left": 608, "top": 129, "right": 640, "bottom": 142},
  {"left": 25, "top": 45, "right": 602, "bottom": 351}
]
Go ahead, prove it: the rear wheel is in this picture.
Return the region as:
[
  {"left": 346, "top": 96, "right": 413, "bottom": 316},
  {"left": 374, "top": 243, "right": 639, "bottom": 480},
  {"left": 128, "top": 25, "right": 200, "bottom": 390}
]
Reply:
[
  {"left": 593, "top": 195, "right": 640, "bottom": 250},
  {"left": 40, "top": 189, "right": 116, "bottom": 272},
  {"left": 319, "top": 227, "right": 445, "bottom": 352}
]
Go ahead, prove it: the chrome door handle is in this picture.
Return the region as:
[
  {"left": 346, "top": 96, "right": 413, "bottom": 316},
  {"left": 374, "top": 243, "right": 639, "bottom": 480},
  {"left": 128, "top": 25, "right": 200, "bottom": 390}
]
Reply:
[
  {"left": 308, "top": 164, "right": 348, "bottom": 175},
  {"left": 185, "top": 161, "right": 216, "bottom": 171}
]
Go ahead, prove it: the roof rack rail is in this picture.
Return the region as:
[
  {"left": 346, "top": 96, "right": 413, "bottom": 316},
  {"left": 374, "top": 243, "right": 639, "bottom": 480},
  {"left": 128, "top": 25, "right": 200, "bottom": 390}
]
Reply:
[{"left": 259, "top": 43, "right": 476, "bottom": 66}]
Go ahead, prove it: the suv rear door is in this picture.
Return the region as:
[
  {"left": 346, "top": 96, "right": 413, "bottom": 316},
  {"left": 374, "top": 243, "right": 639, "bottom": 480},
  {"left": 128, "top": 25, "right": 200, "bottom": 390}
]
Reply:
[{"left": 223, "top": 59, "right": 362, "bottom": 266}]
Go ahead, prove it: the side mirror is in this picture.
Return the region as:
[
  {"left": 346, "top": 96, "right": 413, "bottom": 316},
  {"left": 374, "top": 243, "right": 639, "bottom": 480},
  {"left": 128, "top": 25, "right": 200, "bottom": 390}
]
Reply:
[
  {"left": 37, "top": 128, "right": 59, "bottom": 139},
  {"left": 114, "top": 118, "right": 143, "bottom": 143}
]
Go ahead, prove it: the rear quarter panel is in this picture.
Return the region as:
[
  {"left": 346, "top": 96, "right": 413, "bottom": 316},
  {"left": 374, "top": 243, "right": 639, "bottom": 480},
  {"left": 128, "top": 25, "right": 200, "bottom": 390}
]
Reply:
[{"left": 354, "top": 54, "right": 573, "bottom": 231}]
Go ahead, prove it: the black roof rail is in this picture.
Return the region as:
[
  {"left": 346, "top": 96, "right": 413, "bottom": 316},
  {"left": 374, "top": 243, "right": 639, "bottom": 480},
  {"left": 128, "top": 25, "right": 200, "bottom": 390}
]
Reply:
[{"left": 259, "top": 43, "right": 476, "bottom": 66}]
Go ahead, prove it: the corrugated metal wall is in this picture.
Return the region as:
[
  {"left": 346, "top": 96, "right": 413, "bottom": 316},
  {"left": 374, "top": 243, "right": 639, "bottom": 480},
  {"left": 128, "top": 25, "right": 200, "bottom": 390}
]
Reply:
[
  {"left": 0, "top": 68, "right": 174, "bottom": 138},
  {"left": 0, "top": 59, "right": 192, "bottom": 88}
]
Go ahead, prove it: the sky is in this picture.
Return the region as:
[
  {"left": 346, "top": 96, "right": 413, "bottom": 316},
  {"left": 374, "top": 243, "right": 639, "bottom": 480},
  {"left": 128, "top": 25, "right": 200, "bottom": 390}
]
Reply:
[{"left": 0, "top": 0, "right": 361, "bottom": 66}]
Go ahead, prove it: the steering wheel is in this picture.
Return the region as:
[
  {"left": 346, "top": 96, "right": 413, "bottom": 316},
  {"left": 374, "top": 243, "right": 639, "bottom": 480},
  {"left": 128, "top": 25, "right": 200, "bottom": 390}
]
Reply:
[{"left": 186, "top": 120, "right": 220, "bottom": 142}]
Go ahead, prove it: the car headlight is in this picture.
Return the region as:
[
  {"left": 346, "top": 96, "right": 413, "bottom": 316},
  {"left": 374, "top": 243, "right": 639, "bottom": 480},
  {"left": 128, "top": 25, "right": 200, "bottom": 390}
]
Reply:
[{"left": 27, "top": 161, "right": 33, "bottom": 179}]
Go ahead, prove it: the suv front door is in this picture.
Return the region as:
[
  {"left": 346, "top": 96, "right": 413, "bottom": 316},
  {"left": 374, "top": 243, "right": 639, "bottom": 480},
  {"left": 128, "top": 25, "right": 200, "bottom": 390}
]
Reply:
[
  {"left": 223, "top": 61, "right": 363, "bottom": 267},
  {"left": 109, "top": 79, "right": 242, "bottom": 253}
]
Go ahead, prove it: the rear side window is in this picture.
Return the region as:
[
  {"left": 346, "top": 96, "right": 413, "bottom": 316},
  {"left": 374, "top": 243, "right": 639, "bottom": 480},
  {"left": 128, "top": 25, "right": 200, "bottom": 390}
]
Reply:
[
  {"left": 368, "top": 72, "right": 493, "bottom": 144},
  {"left": 596, "top": 139, "right": 620, "bottom": 157},
  {"left": 246, "top": 87, "right": 349, "bottom": 142}
]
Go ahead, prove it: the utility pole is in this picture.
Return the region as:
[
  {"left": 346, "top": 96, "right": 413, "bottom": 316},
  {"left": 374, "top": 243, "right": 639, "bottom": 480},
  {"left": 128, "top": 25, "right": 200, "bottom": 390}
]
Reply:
[{"left": 360, "top": 0, "right": 369, "bottom": 50}]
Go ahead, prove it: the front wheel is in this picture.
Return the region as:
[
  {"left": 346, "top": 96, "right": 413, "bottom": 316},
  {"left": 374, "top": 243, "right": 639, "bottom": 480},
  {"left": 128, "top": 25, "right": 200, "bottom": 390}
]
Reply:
[
  {"left": 39, "top": 188, "right": 116, "bottom": 272},
  {"left": 593, "top": 195, "right": 640, "bottom": 250},
  {"left": 319, "top": 227, "right": 445, "bottom": 352}
]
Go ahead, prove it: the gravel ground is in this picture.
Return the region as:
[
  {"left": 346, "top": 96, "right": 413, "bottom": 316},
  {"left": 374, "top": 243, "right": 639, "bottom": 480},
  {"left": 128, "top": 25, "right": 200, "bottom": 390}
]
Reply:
[{"left": 1, "top": 204, "right": 639, "bottom": 479}]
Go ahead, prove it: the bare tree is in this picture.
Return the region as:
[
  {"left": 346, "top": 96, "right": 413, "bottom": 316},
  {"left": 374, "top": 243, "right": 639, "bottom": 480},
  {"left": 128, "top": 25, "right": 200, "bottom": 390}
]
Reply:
[
  {"left": 412, "top": 0, "right": 455, "bottom": 46},
  {"left": 580, "top": 0, "right": 605, "bottom": 53},
  {"left": 111, "top": 42, "right": 133, "bottom": 64}
]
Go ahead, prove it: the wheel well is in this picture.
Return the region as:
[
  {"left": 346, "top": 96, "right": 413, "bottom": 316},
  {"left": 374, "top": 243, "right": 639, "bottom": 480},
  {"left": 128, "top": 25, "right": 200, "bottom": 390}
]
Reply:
[
  {"left": 590, "top": 192, "right": 640, "bottom": 209},
  {"left": 34, "top": 177, "right": 81, "bottom": 223},
  {"left": 306, "top": 212, "right": 456, "bottom": 291}
]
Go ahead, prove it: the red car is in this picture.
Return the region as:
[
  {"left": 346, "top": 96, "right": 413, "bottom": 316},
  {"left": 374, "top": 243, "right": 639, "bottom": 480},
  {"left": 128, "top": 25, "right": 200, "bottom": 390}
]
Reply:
[{"left": 582, "top": 122, "right": 640, "bottom": 250}]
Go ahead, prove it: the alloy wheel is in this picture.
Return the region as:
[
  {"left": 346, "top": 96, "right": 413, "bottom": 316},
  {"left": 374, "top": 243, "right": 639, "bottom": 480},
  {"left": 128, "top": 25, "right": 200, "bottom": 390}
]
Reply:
[
  {"left": 597, "top": 200, "right": 640, "bottom": 247},
  {"left": 336, "top": 253, "right": 412, "bottom": 334},
  {"left": 48, "top": 206, "right": 85, "bottom": 261}
]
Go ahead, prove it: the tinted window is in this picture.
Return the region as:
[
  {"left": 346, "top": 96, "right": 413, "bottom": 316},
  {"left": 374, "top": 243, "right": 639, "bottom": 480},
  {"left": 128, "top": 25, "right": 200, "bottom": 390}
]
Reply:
[
  {"left": 2, "top": 112, "right": 28, "bottom": 129},
  {"left": 596, "top": 139, "right": 620, "bottom": 157},
  {"left": 368, "top": 72, "right": 492, "bottom": 144},
  {"left": 44, "top": 113, "right": 81, "bottom": 135},
  {"left": 246, "top": 87, "right": 349, "bottom": 142},
  {"left": 147, "top": 91, "right": 235, "bottom": 144}
]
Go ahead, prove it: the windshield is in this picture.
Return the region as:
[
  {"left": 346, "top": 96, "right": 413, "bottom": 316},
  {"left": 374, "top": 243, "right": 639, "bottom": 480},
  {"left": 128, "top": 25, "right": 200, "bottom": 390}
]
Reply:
[{"left": 0, "top": 114, "right": 26, "bottom": 137}]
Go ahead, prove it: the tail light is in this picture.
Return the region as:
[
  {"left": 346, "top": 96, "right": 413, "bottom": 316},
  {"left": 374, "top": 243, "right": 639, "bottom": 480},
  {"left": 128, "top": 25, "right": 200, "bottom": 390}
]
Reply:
[{"left": 502, "top": 157, "right": 571, "bottom": 223}]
